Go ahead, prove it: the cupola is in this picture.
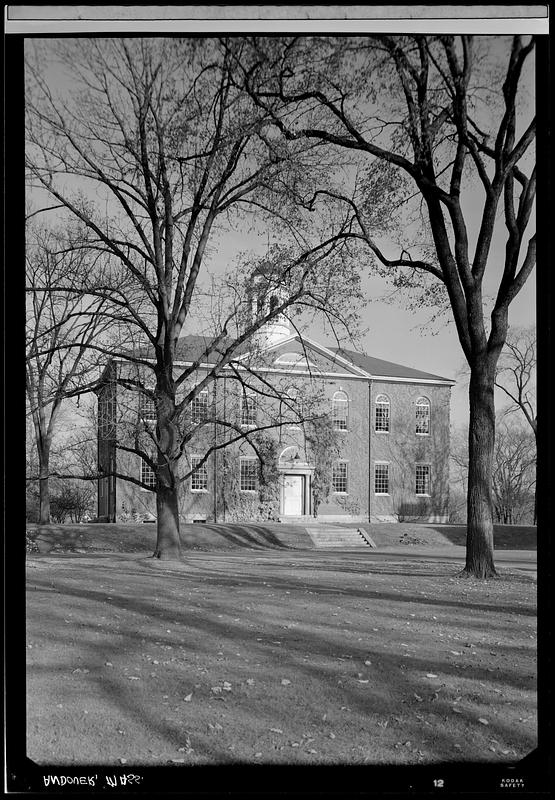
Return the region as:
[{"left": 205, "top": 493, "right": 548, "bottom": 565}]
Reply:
[{"left": 246, "top": 262, "right": 291, "bottom": 346}]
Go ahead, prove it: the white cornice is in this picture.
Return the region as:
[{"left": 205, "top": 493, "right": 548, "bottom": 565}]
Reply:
[{"left": 112, "top": 355, "right": 454, "bottom": 386}]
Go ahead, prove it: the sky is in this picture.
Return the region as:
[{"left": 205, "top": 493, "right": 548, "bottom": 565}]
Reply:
[
  {"left": 195, "top": 222, "right": 536, "bottom": 430},
  {"left": 25, "top": 31, "right": 537, "bottom": 432}
]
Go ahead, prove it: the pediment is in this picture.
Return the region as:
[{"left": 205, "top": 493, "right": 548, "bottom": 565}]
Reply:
[{"left": 234, "top": 334, "right": 369, "bottom": 378}]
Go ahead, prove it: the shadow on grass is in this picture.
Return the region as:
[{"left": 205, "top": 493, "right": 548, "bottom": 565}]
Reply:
[
  {"left": 26, "top": 549, "right": 536, "bottom": 764},
  {"left": 27, "top": 576, "right": 536, "bottom": 767},
  {"left": 182, "top": 523, "right": 312, "bottom": 551}
]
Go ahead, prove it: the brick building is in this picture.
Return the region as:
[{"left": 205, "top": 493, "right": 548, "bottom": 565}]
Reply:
[{"left": 97, "top": 300, "right": 454, "bottom": 525}]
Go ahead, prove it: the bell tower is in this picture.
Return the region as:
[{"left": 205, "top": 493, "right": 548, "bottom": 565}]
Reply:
[{"left": 246, "top": 263, "right": 291, "bottom": 346}]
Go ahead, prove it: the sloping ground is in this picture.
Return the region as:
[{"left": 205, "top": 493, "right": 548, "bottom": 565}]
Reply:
[
  {"left": 25, "top": 550, "right": 538, "bottom": 770},
  {"left": 26, "top": 522, "right": 314, "bottom": 554},
  {"left": 26, "top": 521, "right": 536, "bottom": 555},
  {"left": 352, "top": 523, "right": 537, "bottom": 551}
]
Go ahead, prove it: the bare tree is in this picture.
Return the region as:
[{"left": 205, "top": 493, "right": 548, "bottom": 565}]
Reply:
[
  {"left": 25, "top": 222, "right": 112, "bottom": 523},
  {"left": 240, "top": 35, "right": 536, "bottom": 577},
  {"left": 495, "top": 326, "right": 536, "bottom": 521},
  {"left": 492, "top": 419, "right": 535, "bottom": 525},
  {"left": 26, "top": 38, "right": 361, "bottom": 559},
  {"left": 495, "top": 327, "right": 536, "bottom": 436}
]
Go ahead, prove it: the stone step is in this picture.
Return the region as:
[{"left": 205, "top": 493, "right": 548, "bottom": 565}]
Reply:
[{"left": 304, "top": 526, "right": 372, "bottom": 549}]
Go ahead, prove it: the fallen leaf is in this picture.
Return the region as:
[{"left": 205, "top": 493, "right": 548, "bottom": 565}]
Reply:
[
  {"left": 184, "top": 693, "right": 193, "bottom": 702},
  {"left": 364, "top": 660, "right": 372, "bottom": 666},
  {"left": 269, "top": 728, "right": 283, "bottom": 734},
  {"left": 414, "top": 694, "right": 423, "bottom": 702},
  {"left": 211, "top": 686, "right": 222, "bottom": 694},
  {"left": 426, "top": 674, "right": 438, "bottom": 678},
  {"left": 246, "top": 678, "right": 255, "bottom": 686},
  {"left": 329, "top": 732, "right": 336, "bottom": 739},
  {"left": 281, "top": 679, "right": 291, "bottom": 686},
  {"left": 478, "top": 718, "right": 489, "bottom": 725}
]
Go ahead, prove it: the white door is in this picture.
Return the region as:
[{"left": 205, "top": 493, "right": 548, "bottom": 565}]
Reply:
[{"left": 283, "top": 475, "right": 304, "bottom": 516}]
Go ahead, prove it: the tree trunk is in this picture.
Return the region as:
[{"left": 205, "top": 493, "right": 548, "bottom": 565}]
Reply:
[
  {"left": 152, "top": 378, "right": 183, "bottom": 561},
  {"left": 38, "top": 445, "right": 50, "bottom": 525},
  {"left": 153, "top": 481, "right": 181, "bottom": 560},
  {"left": 462, "top": 364, "right": 498, "bottom": 578}
]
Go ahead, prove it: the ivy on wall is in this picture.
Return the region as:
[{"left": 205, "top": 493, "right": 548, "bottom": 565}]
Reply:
[
  {"left": 305, "top": 415, "right": 340, "bottom": 518},
  {"left": 221, "top": 434, "right": 281, "bottom": 522}
]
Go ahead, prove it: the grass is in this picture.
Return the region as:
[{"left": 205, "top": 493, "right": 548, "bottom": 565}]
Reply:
[
  {"left": 25, "top": 520, "right": 537, "bottom": 554},
  {"left": 26, "top": 546, "right": 536, "bottom": 766}
]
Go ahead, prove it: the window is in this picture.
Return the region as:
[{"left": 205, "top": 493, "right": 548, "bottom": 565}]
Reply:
[
  {"left": 332, "top": 461, "right": 348, "bottom": 493},
  {"left": 240, "top": 391, "right": 257, "bottom": 427},
  {"left": 190, "top": 455, "right": 208, "bottom": 492},
  {"left": 375, "top": 394, "right": 390, "bottom": 433},
  {"left": 332, "top": 391, "right": 349, "bottom": 431},
  {"left": 374, "top": 463, "right": 389, "bottom": 494},
  {"left": 141, "top": 459, "right": 156, "bottom": 488},
  {"left": 139, "top": 392, "right": 156, "bottom": 423},
  {"left": 99, "top": 385, "right": 116, "bottom": 438},
  {"left": 240, "top": 457, "right": 258, "bottom": 492},
  {"left": 274, "top": 352, "right": 316, "bottom": 369},
  {"left": 416, "top": 464, "right": 431, "bottom": 495},
  {"left": 416, "top": 397, "right": 430, "bottom": 435},
  {"left": 191, "top": 388, "right": 209, "bottom": 424}
]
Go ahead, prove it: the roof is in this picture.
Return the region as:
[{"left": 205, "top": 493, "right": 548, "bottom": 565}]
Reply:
[
  {"left": 127, "top": 335, "right": 453, "bottom": 383},
  {"left": 332, "top": 347, "right": 453, "bottom": 383},
  {"left": 133, "top": 335, "right": 250, "bottom": 364}
]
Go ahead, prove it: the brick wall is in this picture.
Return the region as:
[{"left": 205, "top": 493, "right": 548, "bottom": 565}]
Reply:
[
  {"left": 369, "top": 381, "right": 451, "bottom": 522},
  {"left": 106, "top": 358, "right": 451, "bottom": 525}
]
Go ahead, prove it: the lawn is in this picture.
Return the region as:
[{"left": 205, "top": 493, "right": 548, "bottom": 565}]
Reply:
[
  {"left": 26, "top": 547, "right": 537, "bottom": 767},
  {"left": 25, "top": 520, "right": 537, "bottom": 554}
]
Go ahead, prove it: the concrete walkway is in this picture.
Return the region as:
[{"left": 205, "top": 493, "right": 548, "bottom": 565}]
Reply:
[{"left": 366, "top": 545, "right": 537, "bottom": 576}]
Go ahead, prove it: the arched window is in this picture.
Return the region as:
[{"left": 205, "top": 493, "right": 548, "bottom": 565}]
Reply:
[
  {"left": 279, "top": 446, "right": 299, "bottom": 464},
  {"left": 274, "top": 352, "right": 316, "bottom": 369},
  {"left": 375, "top": 394, "right": 390, "bottom": 433},
  {"left": 416, "top": 397, "right": 430, "bottom": 435},
  {"left": 332, "top": 391, "right": 349, "bottom": 431}
]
